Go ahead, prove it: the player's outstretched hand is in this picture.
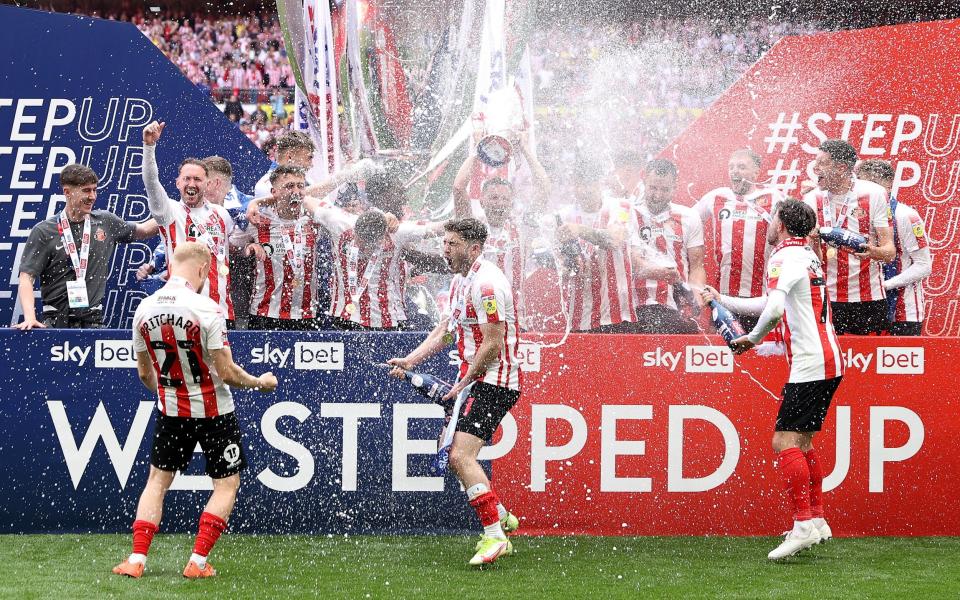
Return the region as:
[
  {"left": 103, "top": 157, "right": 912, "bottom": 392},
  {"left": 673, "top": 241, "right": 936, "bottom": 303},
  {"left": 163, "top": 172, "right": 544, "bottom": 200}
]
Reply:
[
  {"left": 256, "top": 372, "right": 278, "bottom": 392},
  {"left": 729, "top": 335, "right": 755, "bottom": 355},
  {"left": 143, "top": 121, "right": 165, "bottom": 146},
  {"left": 386, "top": 357, "right": 411, "bottom": 379}
]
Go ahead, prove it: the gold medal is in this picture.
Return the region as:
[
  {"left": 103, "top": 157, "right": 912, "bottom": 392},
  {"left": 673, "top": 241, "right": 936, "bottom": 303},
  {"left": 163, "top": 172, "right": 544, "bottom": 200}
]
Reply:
[
  {"left": 345, "top": 302, "right": 356, "bottom": 315},
  {"left": 442, "top": 332, "right": 455, "bottom": 345},
  {"left": 218, "top": 262, "right": 230, "bottom": 276},
  {"left": 826, "top": 247, "right": 837, "bottom": 259}
]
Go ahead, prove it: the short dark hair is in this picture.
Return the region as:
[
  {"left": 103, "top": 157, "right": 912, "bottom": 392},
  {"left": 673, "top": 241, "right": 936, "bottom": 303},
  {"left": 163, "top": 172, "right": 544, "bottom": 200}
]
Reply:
[
  {"left": 276, "top": 131, "right": 314, "bottom": 155},
  {"left": 179, "top": 158, "right": 208, "bottom": 175},
  {"left": 269, "top": 165, "right": 306, "bottom": 185},
  {"left": 819, "top": 139, "right": 858, "bottom": 168},
  {"left": 856, "top": 159, "right": 895, "bottom": 182},
  {"left": 202, "top": 156, "right": 233, "bottom": 179},
  {"left": 730, "top": 148, "right": 761, "bottom": 168},
  {"left": 60, "top": 163, "right": 98, "bottom": 187},
  {"left": 481, "top": 177, "right": 513, "bottom": 193},
  {"left": 355, "top": 209, "right": 388, "bottom": 243},
  {"left": 444, "top": 217, "right": 488, "bottom": 245},
  {"left": 776, "top": 199, "right": 817, "bottom": 238},
  {"left": 645, "top": 158, "right": 678, "bottom": 178}
]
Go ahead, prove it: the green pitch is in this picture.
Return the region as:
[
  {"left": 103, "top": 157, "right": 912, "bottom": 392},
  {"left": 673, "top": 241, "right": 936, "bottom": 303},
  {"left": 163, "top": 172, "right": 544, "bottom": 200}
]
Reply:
[{"left": 1, "top": 535, "right": 958, "bottom": 599}]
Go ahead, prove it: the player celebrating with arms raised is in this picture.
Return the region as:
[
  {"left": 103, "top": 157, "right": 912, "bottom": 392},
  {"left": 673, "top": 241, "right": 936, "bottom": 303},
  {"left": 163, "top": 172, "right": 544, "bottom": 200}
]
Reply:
[
  {"left": 113, "top": 242, "right": 277, "bottom": 579},
  {"left": 702, "top": 200, "right": 843, "bottom": 560},
  {"left": 388, "top": 218, "right": 522, "bottom": 566}
]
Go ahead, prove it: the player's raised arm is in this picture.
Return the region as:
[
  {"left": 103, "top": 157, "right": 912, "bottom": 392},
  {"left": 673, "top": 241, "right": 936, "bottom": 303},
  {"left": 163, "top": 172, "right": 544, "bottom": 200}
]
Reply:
[{"left": 141, "top": 120, "right": 175, "bottom": 226}]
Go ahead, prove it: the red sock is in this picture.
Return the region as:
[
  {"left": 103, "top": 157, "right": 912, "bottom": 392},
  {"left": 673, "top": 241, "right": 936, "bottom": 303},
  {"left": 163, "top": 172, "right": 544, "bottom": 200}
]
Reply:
[
  {"left": 192, "top": 512, "right": 228, "bottom": 557},
  {"left": 776, "top": 447, "right": 812, "bottom": 521},
  {"left": 132, "top": 519, "right": 158, "bottom": 556},
  {"left": 805, "top": 448, "right": 825, "bottom": 518},
  {"left": 468, "top": 491, "right": 501, "bottom": 527}
]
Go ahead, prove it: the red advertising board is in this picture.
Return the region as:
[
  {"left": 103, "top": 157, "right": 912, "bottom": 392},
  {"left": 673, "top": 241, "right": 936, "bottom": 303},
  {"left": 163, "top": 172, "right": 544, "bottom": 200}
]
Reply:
[
  {"left": 664, "top": 19, "right": 960, "bottom": 336},
  {"left": 492, "top": 335, "right": 958, "bottom": 536}
]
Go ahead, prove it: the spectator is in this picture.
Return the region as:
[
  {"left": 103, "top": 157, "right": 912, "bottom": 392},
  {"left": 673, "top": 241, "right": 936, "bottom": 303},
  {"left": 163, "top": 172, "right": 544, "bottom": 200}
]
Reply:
[{"left": 223, "top": 92, "right": 244, "bottom": 123}]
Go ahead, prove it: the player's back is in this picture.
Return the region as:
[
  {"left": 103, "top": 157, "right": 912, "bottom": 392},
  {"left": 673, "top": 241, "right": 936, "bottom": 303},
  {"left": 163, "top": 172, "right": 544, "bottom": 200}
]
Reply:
[
  {"left": 770, "top": 244, "right": 843, "bottom": 383},
  {"left": 133, "top": 276, "right": 234, "bottom": 418}
]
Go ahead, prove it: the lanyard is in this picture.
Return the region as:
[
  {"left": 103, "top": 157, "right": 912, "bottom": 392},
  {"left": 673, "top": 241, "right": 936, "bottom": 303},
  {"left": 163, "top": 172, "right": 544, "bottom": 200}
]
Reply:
[
  {"left": 57, "top": 212, "right": 91, "bottom": 280},
  {"left": 279, "top": 217, "right": 307, "bottom": 273},
  {"left": 449, "top": 257, "right": 483, "bottom": 332},
  {"left": 346, "top": 241, "right": 383, "bottom": 303},
  {"left": 824, "top": 191, "right": 853, "bottom": 230},
  {"left": 184, "top": 206, "right": 224, "bottom": 261}
]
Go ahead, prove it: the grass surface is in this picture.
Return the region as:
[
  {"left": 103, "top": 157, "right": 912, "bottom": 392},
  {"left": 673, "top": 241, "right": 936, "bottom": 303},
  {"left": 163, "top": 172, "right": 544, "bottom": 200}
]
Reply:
[{"left": 0, "top": 534, "right": 957, "bottom": 599}]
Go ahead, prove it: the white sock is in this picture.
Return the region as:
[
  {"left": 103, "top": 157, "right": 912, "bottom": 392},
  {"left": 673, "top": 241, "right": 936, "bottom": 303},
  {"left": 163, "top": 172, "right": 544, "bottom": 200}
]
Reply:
[
  {"left": 812, "top": 517, "right": 827, "bottom": 527},
  {"left": 496, "top": 503, "right": 509, "bottom": 520},
  {"left": 127, "top": 553, "right": 146, "bottom": 565},
  {"left": 793, "top": 520, "right": 814, "bottom": 534},
  {"left": 465, "top": 483, "right": 489, "bottom": 501},
  {"left": 484, "top": 521, "right": 507, "bottom": 540},
  {"left": 190, "top": 552, "right": 207, "bottom": 568}
]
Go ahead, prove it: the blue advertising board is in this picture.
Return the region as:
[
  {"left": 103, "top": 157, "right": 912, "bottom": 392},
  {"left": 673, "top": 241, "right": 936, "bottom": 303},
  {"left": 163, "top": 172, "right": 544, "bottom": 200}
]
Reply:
[
  {"left": 0, "top": 329, "right": 484, "bottom": 534},
  {"left": 0, "top": 6, "right": 271, "bottom": 329}
]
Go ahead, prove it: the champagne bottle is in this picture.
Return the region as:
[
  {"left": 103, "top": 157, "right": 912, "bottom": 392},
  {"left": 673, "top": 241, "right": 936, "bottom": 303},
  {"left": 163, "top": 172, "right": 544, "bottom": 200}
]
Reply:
[
  {"left": 819, "top": 226, "right": 867, "bottom": 253},
  {"left": 382, "top": 364, "right": 455, "bottom": 411},
  {"left": 709, "top": 300, "right": 746, "bottom": 348}
]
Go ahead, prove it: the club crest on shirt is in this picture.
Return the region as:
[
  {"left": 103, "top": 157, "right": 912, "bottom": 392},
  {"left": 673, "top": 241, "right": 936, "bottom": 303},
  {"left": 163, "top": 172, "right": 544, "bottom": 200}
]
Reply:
[
  {"left": 912, "top": 221, "right": 925, "bottom": 239},
  {"left": 95, "top": 228, "right": 106, "bottom": 241}
]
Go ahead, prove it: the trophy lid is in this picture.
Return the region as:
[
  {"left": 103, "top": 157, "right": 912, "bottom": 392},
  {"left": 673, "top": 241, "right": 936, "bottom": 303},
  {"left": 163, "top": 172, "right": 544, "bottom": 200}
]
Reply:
[{"left": 477, "top": 134, "right": 512, "bottom": 168}]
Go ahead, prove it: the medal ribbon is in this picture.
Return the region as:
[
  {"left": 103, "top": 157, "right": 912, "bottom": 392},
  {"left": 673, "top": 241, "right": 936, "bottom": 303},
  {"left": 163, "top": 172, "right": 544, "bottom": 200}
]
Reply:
[
  {"left": 346, "top": 241, "right": 383, "bottom": 306},
  {"left": 448, "top": 257, "right": 483, "bottom": 332},
  {"left": 57, "top": 212, "right": 91, "bottom": 281}
]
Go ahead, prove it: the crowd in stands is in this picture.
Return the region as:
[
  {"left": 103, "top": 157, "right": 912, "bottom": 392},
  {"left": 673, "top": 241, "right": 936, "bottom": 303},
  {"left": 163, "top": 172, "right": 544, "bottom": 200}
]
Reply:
[{"left": 100, "top": 9, "right": 826, "bottom": 157}]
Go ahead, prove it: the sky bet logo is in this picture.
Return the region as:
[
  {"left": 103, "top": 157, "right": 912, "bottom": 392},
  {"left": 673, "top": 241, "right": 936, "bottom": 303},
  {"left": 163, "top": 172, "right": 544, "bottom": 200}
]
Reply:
[
  {"left": 50, "top": 340, "right": 136, "bottom": 368},
  {"left": 640, "top": 346, "right": 733, "bottom": 373},
  {"left": 251, "top": 342, "right": 344, "bottom": 370},
  {"left": 250, "top": 342, "right": 291, "bottom": 368},
  {"left": 50, "top": 341, "right": 91, "bottom": 366}
]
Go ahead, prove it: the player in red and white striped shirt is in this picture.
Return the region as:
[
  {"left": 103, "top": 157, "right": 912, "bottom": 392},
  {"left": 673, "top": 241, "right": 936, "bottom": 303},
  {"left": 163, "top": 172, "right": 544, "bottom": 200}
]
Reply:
[
  {"left": 557, "top": 161, "right": 637, "bottom": 333},
  {"left": 302, "top": 196, "right": 442, "bottom": 330},
  {"left": 115, "top": 242, "right": 276, "bottom": 580},
  {"left": 388, "top": 218, "right": 521, "bottom": 566},
  {"left": 630, "top": 159, "right": 706, "bottom": 334},
  {"left": 855, "top": 159, "right": 933, "bottom": 336},
  {"left": 232, "top": 166, "right": 324, "bottom": 330},
  {"left": 452, "top": 130, "right": 551, "bottom": 323},
  {"left": 696, "top": 149, "right": 784, "bottom": 330},
  {"left": 142, "top": 121, "right": 241, "bottom": 321},
  {"left": 803, "top": 139, "right": 895, "bottom": 334},
  {"left": 705, "top": 199, "right": 843, "bottom": 560}
]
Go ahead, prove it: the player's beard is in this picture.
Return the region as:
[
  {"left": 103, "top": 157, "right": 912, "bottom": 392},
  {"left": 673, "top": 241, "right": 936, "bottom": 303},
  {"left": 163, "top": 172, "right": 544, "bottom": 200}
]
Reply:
[{"left": 183, "top": 185, "right": 203, "bottom": 207}]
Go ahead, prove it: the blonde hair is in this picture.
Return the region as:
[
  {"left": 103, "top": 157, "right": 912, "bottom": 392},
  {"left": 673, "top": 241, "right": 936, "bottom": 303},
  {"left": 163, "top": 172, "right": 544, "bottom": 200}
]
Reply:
[{"left": 172, "top": 241, "right": 212, "bottom": 267}]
